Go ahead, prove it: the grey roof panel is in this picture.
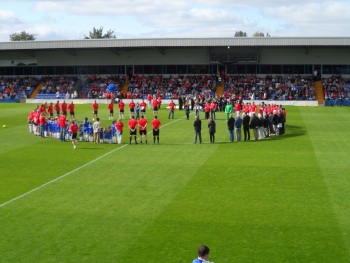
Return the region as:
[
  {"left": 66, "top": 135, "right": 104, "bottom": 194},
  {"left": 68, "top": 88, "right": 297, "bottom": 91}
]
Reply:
[{"left": 1, "top": 37, "right": 350, "bottom": 50}]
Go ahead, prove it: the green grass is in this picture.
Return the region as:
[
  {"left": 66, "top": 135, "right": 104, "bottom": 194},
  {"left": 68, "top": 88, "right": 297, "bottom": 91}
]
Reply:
[{"left": 0, "top": 102, "right": 349, "bottom": 263}]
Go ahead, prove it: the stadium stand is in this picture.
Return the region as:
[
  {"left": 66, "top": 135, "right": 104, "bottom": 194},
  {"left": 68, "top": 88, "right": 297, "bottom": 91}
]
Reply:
[{"left": 0, "top": 76, "right": 38, "bottom": 100}]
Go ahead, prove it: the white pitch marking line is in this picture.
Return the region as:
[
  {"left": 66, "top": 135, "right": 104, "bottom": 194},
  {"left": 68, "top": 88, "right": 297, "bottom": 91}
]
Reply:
[{"left": 0, "top": 116, "right": 188, "bottom": 208}]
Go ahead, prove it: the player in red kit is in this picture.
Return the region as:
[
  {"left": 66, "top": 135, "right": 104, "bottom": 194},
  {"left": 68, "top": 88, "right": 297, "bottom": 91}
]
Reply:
[
  {"left": 128, "top": 115, "right": 138, "bottom": 144},
  {"left": 140, "top": 99, "right": 147, "bottom": 118},
  {"left": 32, "top": 109, "right": 40, "bottom": 136},
  {"left": 129, "top": 99, "right": 135, "bottom": 119},
  {"left": 234, "top": 101, "right": 241, "bottom": 117},
  {"left": 54, "top": 100, "right": 60, "bottom": 117},
  {"left": 152, "top": 97, "right": 159, "bottom": 117},
  {"left": 61, "top": 100, "right": 67, "bottom": 116},
  {"left": 151, "top": 115, "right": 161, "bottom": 144},
  {"left": 39, "top": 103, "right": 47, "bottom": 115},
  {"left": 147, "top": 94, "right": 152, "bottom": 109},
  {"left": 68, "top": 101, "right": 75, "bottom": 120},
  {"left": 92, "top": 100, "right": 99, "bottom": 120},
  {"left": 69, "top": 121, "right": 79, "bottom": 149},
  {"left": 108, "top": 100, "right": 114, "bottom": 120},
  {"left": 115, "top": 118, "right": 124, "bottom": 144},
  {"left": 249, "top": 102, "right": 256, "bottom": 117},
  {"left": 48, "top": 102, "right": 53, "bottom": 118},
  {"left": 118, "top": 99, "right": 125, "bottom": 119},
  {"left": 138, "top": 115, "right": 148, "bottom": 144}
]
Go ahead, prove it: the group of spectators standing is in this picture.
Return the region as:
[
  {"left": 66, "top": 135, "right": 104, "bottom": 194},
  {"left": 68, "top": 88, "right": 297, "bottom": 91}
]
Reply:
[{"left": 192, "top": 99, "right": 286, "bottom": 144}]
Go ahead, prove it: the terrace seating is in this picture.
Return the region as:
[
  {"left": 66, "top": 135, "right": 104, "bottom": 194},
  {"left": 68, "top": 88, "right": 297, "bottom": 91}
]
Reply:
[{"left": 35, "top": 93, "right": 66, "bottom": 99}]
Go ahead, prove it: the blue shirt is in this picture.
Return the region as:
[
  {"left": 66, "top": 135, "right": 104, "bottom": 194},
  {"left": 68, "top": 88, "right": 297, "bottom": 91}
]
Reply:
[{"left": 234, "top": 117, "right": 243, "bottom": 128}]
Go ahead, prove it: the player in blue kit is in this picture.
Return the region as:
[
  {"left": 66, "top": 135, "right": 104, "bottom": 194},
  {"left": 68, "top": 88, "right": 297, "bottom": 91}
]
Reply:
[
  {"left": 192, "top": 245, "right": 212, "bottom": 263},
  {"left": 83, "top": 117, "right": 89, "bottom": 142},
  {"left": 79, "top": 124, "right": 83, "bottom": 141},
  {"left": 88, "top": 122, "right": 93, "bottom": 142}
]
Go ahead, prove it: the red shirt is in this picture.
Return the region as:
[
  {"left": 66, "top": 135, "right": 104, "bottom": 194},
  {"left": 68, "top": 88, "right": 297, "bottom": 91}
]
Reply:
[
  {"left": 61, "top": 102, "right": 67, "bottom": 112},
  {"left": 152, "top": 119, "right": 161, "bottom": 129},
  {"left": 58, "top": 115, "right": 66, "bottom": 128},
  {"left": 39, "top": 115, "right": 46, "bottom": 125},
  {"left": 115, "top": 121, "right": 123, "bottom": 132},
  {"left": 168, "top": 102, "right": 176, "bottom": 111},
  {"left": 92, "top": 102, "right": 98, "bottom": 111},
  {"left": 147, "top": 94, "right": 152, "bottom": 102},
  {"left": 33, "top": 111, "right": 40, "bottom": 124},
  {"left": 204, "top": 103, "right": 210, "bottom": 113},
  {"left": 118, "top": 101, "right": 125, "bottom": 111},
  {"left": 250, "top": 104, "right": 256, "bottom": 113},
  {"left": 70, "top": 123, "right": 78, "bottom": 133},
  {"left": 39, "top": 105, "right": 46, "bottom": 113},
  {"left": 152, "top": 100, "right": 158, "bottom": 108},
  {"left": 108, "top": 102, "right": 114, "bottom": 111},
  {"left": 129, "top": 101, "right": 135, "bottom": 109},
  {"left": 210, "top": 102, "right": 216, "bottom": 111},
  {"left": 54, "top": 102, "right": 60, "bottom": 112},
  {"left": 243, "top": 105, "right": 249, "bottom": 113},
  {"left": 140, "top": 101, "right": 147, "bottom": 110},
  {"left": 235, "top": 103, "right": 241, "bottom": 112},
  {"left": 128, "top": 118, "right": 137, "bottom": 129},
  {"left": 68, "top": 103, "right": 74, "bottom": 113},
  {"left": 138, "top": 118, "right": 147, "bottom": 130},
  {"left": 48, "top": 104, "right": 53, "bottom": 115},
  {"left": 28, "top": 111, "right": 35, "bottom": 122}
]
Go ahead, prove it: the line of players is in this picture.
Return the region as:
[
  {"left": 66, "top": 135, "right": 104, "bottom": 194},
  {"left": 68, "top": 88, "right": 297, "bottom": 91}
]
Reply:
[
  {"left": 27, "top": 99, "right": 162, "bottom": 148},
  {"left": 104, "top": 96, "right": 173, "bottom": 121}
]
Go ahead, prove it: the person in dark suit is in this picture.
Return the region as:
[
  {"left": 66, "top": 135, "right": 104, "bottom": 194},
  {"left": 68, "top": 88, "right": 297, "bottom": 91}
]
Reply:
[
  {"left": 193, "top": 115, "right": 202, "bottom": 144},
  {"left": 249, "top": 112, "right": 260, "bottom": 140},
  {"left": 227, "top": 113, "right": 235, "bottom": 142},
  {"left": 242, "top": 112, "right": 250, "bottom": 141},
  {"left": 208, "top": 117, "right": 216, "bottom": 143}
]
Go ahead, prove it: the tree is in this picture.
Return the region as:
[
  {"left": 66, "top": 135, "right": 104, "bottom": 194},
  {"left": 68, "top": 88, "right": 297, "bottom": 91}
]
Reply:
[
  {"left": 234, "top": 31, "right": 247, "bottom": 37},
  {"left": 252, "top": 31, "right": 272, "bottom": 37},
  {"left": 84, "top": 27, "right": 116, "bottom": 39},
  {"left": 10, "top": 31, "right": 36, "bottom": 41},
  {"left": 253, "top": 31, "right": 265, "bottom": 37}
]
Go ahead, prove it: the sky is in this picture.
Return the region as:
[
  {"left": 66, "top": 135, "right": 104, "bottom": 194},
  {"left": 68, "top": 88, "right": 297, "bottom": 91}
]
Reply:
[{"left": 0, "top": 0, "right": 349, "bottom": 42}]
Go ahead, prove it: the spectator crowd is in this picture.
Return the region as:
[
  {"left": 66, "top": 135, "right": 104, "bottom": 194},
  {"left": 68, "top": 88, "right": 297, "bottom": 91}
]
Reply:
[
  {"left": 0, "top": 76, "right": 38, "bottom": 99},
  {"left": 2, "top": 74, "right": 350, "bottom": 102}
]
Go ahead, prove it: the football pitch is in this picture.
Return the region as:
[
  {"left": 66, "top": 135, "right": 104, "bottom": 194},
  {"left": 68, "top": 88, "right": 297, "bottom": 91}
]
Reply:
[{"left": 0, "top": 102, "right": 349, "bottom": 263}]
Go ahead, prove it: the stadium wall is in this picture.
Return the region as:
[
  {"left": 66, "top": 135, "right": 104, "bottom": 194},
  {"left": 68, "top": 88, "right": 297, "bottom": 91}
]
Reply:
[{"left": 25, "top": 99, "right": 318, "bottom": 107}]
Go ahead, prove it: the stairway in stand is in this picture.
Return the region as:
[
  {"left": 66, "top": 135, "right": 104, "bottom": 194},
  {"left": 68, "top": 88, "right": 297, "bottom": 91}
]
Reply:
[
  {"left": 29, "top": 83, "right": 44, "bottom": 99},
  {"left": 215, "top": 81, "right": 225, "bottom": 98},
  {"left": 314, "top": 81, "right": 324, "bottom": 105},
  {"left": 122, "top": 81, "right": 130, "bottom": 95}
]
